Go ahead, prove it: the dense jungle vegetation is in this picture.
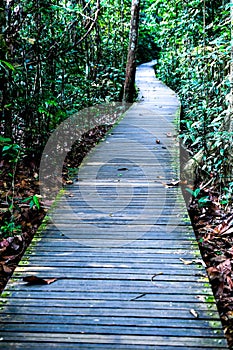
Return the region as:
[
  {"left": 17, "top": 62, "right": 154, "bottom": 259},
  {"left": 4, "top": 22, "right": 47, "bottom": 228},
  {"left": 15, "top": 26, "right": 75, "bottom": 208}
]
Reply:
[
  {"left": 152, "top": 0, "right": 233, "bottom": 345},
  {"left": 0, "top": 0, "right": 134, "bottom": 234},
  {"left": 0, "top": 0, "right": 157, "bottom": 286},
  {"left": 155, "top": 0, "right": 232, "bottom": 188},
  {"left": 0, "top": 0, "right": 157, "bottom": 236},
  {"left": 0, "top": 0, "right": 233, "bottom": 346}
]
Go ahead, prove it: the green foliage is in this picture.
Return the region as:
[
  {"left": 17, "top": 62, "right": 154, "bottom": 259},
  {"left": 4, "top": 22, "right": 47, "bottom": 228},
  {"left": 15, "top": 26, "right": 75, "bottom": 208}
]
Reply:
[
  {"left": 0, "top": 60, "right": 15, "bottom": 71},
  {"left": 0, "top": 220, "right": 21, "bottom": 237},
  {"left": 2, "top": 144, "right": 21, "bottom": 160},
  {"left": 137, "top": 0, "right": 161, "bottom": 64},
  {"left": 197, "top": 196, "right": 212, "bottom": 207},
  {"left": 0, "top": 0, "right": 132, "bottom": 156},
  {"left": 186, "top": 187, "right": 201, "bottom": 198},
  {"left": 0, "top": 0, "right": 133, "bottom": 237},
  {"left": 149, "top": 0, "right": 231, "bottom": 189},
  {"left": 21, "top": 195, "right": 41, "bottom": 210},
  {"left": 0, "top": 137, "right": 12, "bottom": 146}
]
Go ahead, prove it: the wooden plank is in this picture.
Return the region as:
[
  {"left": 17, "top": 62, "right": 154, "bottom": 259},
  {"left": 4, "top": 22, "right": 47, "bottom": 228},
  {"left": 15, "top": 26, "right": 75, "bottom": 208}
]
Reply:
[
  {"left": 0, "top": 345, "right": 226, "bottom": 350},
  {"left": 0, "top": 325, "right": 224, "bottom": 339},
  {"left": 15, "top": 262, "right": 203, "bottom": 271},
  {"left": 20, "top": 252, "right": 197, "bottom": 259},
  {"left": 0, "top": 306, "right": 221, "bottom": 319},
  {"left": 0, "top": 313, "right": 222, "bottom": 329},
  {"left": 17, "top": 242, "right": 195, "bottom": 249},
  {"left": 0, "top": 333, "right": 227, "bottom": 348},
  {"left": 22, "top": 247, "right": 200, "bottom": 254},
  {"left": 23, "top": 249, "right": 201, "bottom": 256},
  {"left": 0, "top": 291, "right": 212, "bottom": 302},
  {"left": 12, "top": 271, "right": 207, "bottom": 280},
  {"left": 17, "top": 261, "right": 203, "bottom": 270},
  {"left": 0, "top": 299, "right": 216, "bottom": 311},
  {"left": 5, "top": 282, "right": 214, "bottom": 295}
]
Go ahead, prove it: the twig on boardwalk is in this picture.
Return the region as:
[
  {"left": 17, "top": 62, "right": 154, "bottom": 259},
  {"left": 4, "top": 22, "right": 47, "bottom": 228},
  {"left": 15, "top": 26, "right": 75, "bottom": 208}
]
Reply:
[
  {"left": 130, "top": 293, "right": 146, "bottom": 301},
  {"left": 151, "top": 272, "right": 164, "bottom": 282}
]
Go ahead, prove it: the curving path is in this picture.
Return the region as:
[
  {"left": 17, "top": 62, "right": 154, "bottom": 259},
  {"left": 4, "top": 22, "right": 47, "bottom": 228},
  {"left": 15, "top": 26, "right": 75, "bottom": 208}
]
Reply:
[{"left": 0, "top": 62, "right": 228, "bottom": 349}]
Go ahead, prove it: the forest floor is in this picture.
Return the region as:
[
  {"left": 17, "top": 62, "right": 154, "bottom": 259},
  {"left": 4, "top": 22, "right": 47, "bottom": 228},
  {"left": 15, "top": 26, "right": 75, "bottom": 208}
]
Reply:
[
  {"left": 188, "top": 186, "right": 233, "bottom": 347},
  {"left": 0, "top": 125, "right": 233, "bottom": 347},
  {"left": 0, "top": 125, "right": 111, "bottom": 292}
]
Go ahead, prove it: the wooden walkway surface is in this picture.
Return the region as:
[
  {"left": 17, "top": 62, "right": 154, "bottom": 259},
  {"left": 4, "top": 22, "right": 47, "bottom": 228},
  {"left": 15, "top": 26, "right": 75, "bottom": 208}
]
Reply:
[{"left": 0, "top": 62, "right": 228, "bottom": 349}]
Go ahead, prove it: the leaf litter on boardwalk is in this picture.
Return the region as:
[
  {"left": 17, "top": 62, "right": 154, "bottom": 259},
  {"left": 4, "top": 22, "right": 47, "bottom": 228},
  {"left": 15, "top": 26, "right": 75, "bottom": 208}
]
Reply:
[{"left": 23, "top": 275, "right": 57, "bottom": 285}]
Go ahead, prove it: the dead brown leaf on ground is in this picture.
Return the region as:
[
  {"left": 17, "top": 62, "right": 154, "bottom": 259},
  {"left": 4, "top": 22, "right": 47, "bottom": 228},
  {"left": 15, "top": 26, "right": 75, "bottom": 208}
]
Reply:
[{"left": 23, "top": 275, "right": 57, "bottom": 285}]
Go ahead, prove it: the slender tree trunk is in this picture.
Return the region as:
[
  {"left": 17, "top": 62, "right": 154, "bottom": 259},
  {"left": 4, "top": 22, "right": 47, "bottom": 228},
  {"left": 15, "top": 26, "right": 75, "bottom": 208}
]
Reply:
[
  {"left": 230, "top": 0, "right": 233, "bottom": 132},
  {"left": 123, "top": 0, "right": 140, "bottom": 103},
  {"left": 1, "top": 1, "right": 12, "bottom": 138},
  {"left": 120, "top": 0, "right": 125, "bottom": 67}
]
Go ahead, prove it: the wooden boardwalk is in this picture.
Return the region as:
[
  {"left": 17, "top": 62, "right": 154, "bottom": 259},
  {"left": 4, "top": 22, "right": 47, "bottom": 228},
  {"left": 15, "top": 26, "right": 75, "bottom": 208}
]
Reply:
[{"left": 0, "top": 62, "right": 228, "bottom": 349}]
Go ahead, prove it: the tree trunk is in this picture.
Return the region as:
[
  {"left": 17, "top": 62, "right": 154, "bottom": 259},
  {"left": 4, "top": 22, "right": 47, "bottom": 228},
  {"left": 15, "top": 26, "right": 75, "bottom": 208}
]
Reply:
[
  {"left": 123, "top": 0, "right": 140, "bottom": 103},
  {"left": 0, "top": 1, "right": 12, "bottom": 139},
  {"left": 229, "top": 0, "right": 233, "bottom": 133}
]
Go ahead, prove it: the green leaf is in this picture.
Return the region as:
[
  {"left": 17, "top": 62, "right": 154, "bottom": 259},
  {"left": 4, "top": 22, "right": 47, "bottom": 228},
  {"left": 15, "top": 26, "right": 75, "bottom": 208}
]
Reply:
[
  {"left": 0, "top": 137, "right": 11, "bottom": 145},
  {"left": 21, "top": 196, "right": 33, "bottom": 203},
  {"left": 29, "top": 200, "right": 34, "bottom": 209},
  {"left": 33, "top": 195, "right": 40, "bottom": 209},
  {"left": 0, "top": 60, "right": 15, "bottom": 71},
  {"left": 2, "top": 145, "right": 12, "bottom": 152},
  {"left": 198, "top": 196, "right": 211, "bottom": 207},
  {"left": 185, "top": 187, "right": 201, "bottom": 198}
]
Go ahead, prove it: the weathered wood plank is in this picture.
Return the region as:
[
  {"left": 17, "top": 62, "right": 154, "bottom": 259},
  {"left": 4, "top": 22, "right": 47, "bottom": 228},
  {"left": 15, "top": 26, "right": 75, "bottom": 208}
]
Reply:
[
  {"left": 4, "top": 280, "right": 214, "bottom": 295},
  {"left": 0, "top": 344, "right": 227, "bottom": 350},
  {"left": 0, "top": 306, "right": 221, "bottom": 319},
  {"left": 0, "top": 291, "right": 215, "bottom": 303},
  {"left": 17, "top": 261, "right": 203, "bottom": 270},
  {"left": 0, "top": 299, "right": 216, "bottom": 311},
  {"left": 0, "top": 333, "right": 227, "bottom": 348},
  {"left": 0, "top": 313, "right": 222, "bottom": 328},
  {"left": 12, "top": 271, "right": 207, "bottom": 281},
  {"left": 0, "top": 324, "right": 223, "bottom": 338}
]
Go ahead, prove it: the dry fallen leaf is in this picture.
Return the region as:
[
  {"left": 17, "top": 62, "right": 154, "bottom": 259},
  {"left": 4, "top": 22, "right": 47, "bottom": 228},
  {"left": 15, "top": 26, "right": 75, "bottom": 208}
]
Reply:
[
  {"left": 207, "top": 266, "right": 220, "bottom": 280},
  {"left": 166, "top": 180, "right": 180, "bottom": 187},
  {"left": 179, "top": 258, "right": 193, "bottom": 265},
  {"left": 66, "top": 180, "right": 73, "bottom": 185},
  {"left": 179, "top": 258, "right": 206, "bottom": 267},
  {"left": 210, "top": 255, "right": 226, "bottom": 264},
  {"left": 193, "top": 259, "right": 207, "bottom": 268},
  {"left": 0, "top": 264, "right": 12, "bottom": 274},
  {"left": 218, "top": 259, "right": 231, "bottom": 276},
  {"left": 23, "top": 275, "right": 57, "bottom": 285},
  {"left": 226, "top": 276, "right": 233, "bottom": 291},
  {"left": 196, "top": 295, "right": 205, "bottom": 303},
  {"left": 226, "top": 311, "right": 233, "bottom": 320},
  {"left": 0, "top": 248, "right": 7, "bottom": 256},
  {"left": 190, "top": 309, "right": 199, "bottom": 318}
]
